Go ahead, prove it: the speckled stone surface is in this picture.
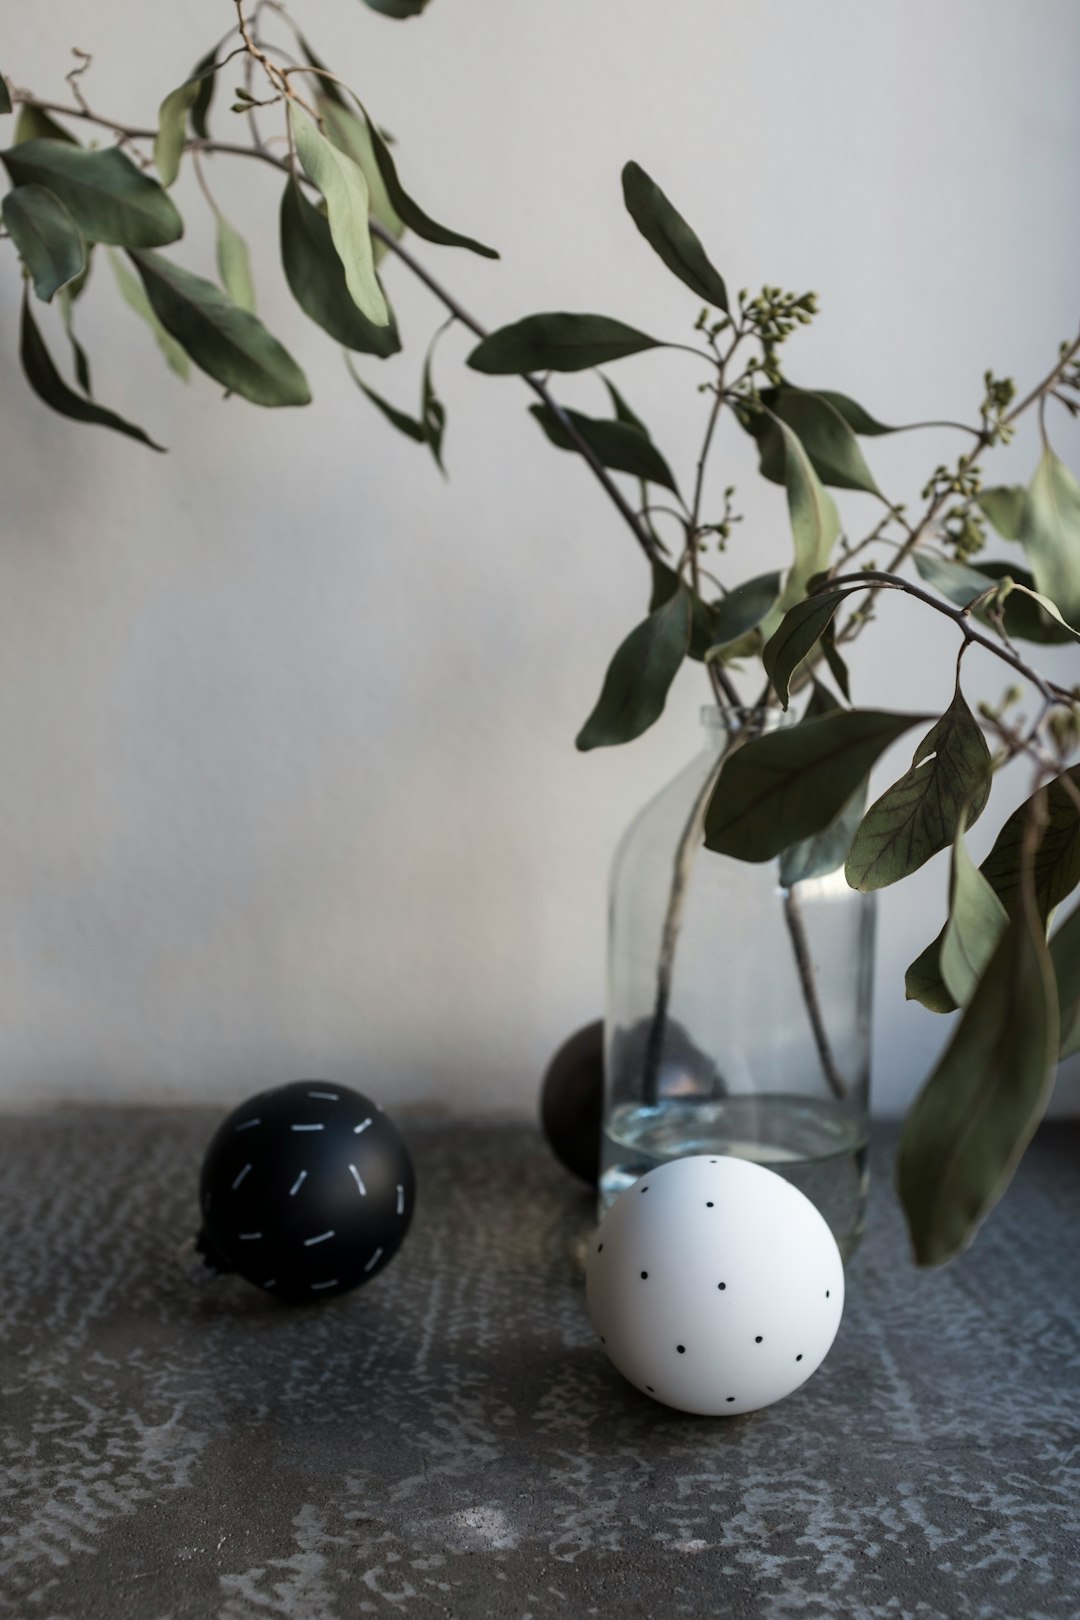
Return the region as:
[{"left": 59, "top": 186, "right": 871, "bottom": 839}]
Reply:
[{"left": 0, "top": 1113, "right": 1077, "bottom": 1620}]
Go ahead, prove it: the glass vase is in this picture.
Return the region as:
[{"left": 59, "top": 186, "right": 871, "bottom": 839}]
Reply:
[{"left": 602, "top": 705, "right": 875, "bottom": 1258}]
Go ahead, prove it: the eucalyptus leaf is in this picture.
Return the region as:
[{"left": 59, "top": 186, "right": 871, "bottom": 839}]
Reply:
[
  {"left": 845, "top": 686, "right": 992, "bottom": 891},
  {"left": 1, "top": 183, "right": 85, "bottom": 301},
  {"left": 1018, "top": 446, "right": 1080, "bottom": 623},
  {"left": 576, "top": 586, "right": 691, "bottom": 751},
  {"left": 704, "top": 708, "right": 927, "bottom": 863},
  {"left": 1049, "top": 899, "right": 1080, "bottom": 1059},
  {"left": 811, "top": 390, "right": 896, "bottom": 436},
  {"left": 979, "top": 765, "right": 1080, "bottom": 924},
  {"left": 939, "top": 826, "right": 1009, "bottom": 1007},
  {"left": 155, "top": 75, "right": 203, "bottom": 186},
  {"left": 904, "top": 935, "right": 956, "bottom": 1014},
  {"left": 19, "top": 288, "right": 163, "bottom": 450},
  {"left": 421, "top": 343, "right": 446, "bottom": 473},
  {"left": 897, "top": 869, "right": 1058, "bottom": 1267},
  {"left": 0, "top": 77, "right": 11, "bottom": 117},
  {"left": 353, "top": 98, "right": 497, "bottom": 259},
  {"left": 128, "top": 249, "right": 310, "bottom": 407},
  {"left": 360, "top": 0, "right": 430, "bottom": 16},
  {"left": 912, "top": 550, "right": 996, "bottom": 609},
  {"left": 779, "top": 682, "right": 868, "bottom": 885},
  {"left": 345, "top": 359, "right": 426, "bottom": 442},
  {"left": 319, "top": 99, "right": 404, "bottom": 262},
  {"left": 620, "top": 161, "right": 727, "bottom": 312},
  {"left": 976, "top": 485, "right": 1026, "bottom": 541},
  {"left": 745, "top": 389, "right": 882, "bottom": 495},
  {"left": 14, "top": 105, "right": 78, "bottom": 145},
  {"left": 529, "top": 404, "right": 678, "bottom": 492},
  {"left": 189, "top": 46, "right": 218, "bottom": 140},
  {"left": 291, "top": 105, "right": 388, "bottom": 329},
  {"left": 107, "top": 247, "right": 190, "bottom": 379},
  {"left": 2, "top": 139, "right": 182, "bottom": 246},
  {"left": 975, "top": 560, "right": 1075, "bottom": 645},
  {"left": 212, "top": 212, "right": 255, "bottom": 312},
  {"left": 775, "top": 419, "right": 841, "bottom": 610},
  {"left": 57, "top": 278, "right": 93, "bottom": 394},
  {"left": 650, "top": 561, "right": 717, "bottom": 662},
  {"left": 820, "top": 617, "right": 851, "bottom": 701},
  {"left": 762, "top": 587, "right": 861, "bottom": 708},
  {"left": 706, "top": 571, "right": 782, "bottom": 653},
  {"left": 602, "top": 376, "right": 649, "bottom": 436},
  {"left": 468, "top": 314, "right": 661, "bottom": 375},
  {"left": 279, "top": 178, "right": 399, "bottom": 356}
]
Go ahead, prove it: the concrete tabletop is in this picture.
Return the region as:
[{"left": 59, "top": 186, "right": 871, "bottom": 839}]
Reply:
[{"left": 0, "top": 1112, "right": 1077, "bottom": 1619}]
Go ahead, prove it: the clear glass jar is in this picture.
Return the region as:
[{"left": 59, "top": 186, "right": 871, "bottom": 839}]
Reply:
[{"left": 602, "top": 705, "right": 875, "bottom": 1258}]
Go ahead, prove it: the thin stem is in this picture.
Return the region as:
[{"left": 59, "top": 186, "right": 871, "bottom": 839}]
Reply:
[{"left": 782, "top": 889, "right": 848, "bottom": 1100}]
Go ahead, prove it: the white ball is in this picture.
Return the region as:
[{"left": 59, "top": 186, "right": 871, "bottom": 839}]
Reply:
[{"left": 586, "top": 1155, "right": 844, "bottom": 1415}]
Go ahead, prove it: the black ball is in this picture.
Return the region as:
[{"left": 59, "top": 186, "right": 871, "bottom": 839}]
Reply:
[
  {"left": 197, "top": 1080, "right": 415, "bottom": 1303},
  {"left": 539, "top": 1020, "right": 604, "bottom": 1185}
]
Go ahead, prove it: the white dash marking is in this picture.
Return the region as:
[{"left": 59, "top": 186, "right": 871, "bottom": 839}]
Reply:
[
  {"left": 353, "top": 1118, "right": 373, "bottom": 1135},
  {"left": 364, "top": 1247, "right": 384, "bottom": 1272},
  {"left": 238, "top": 1232, "right": 263, "bottom": 1241},
  {"left": 304, "top": 1229, "right": 335, "bottom": 1247},
  {"left": 349, "top": 1164, "right": 366, "bottom": 1196},
  {"left": 234, "top": 1118, "right": 261, "bottom": 1132},
  {"left": 291, "top": 1123, "right": 324, "bottom": 1132},
  {"left": 311, "top": 1279, "right": 338, "bottom": 1291},
  {"left": 307, "top": 1090, "right": 339, "bottom": 1101},
  {"left": 396, "top": 1184, "right": 405, "bottom": 1215},
  {"left": 289, "top": 1171, "right": 307, "bottom": 1197},
  {"left": 232, "top": 1163, "right": 252, "bottom": 1190}
]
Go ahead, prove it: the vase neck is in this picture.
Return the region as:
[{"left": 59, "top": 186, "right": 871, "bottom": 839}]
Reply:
[{"left": 700, "top": 703, "right": 790, "bottom": 751}]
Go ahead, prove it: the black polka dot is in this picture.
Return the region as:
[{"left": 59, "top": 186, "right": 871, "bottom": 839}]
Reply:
[
  {"left": 646, "top": 1385, "right": 655, "bottom": 1393},
  {"left": 597, "top": 1243, "right": 603, "bottom": 1253},
  {"left": 600, "top": 1336, "right": 606, "bottom": 1344},
  {"left": 796, "top": 1354, "right": 803, "bottom": 1362},
  {"left": 755, "top": 1335, "right": 763, "bottom": 1344},
  {"left": 640, "top": 1185, "right": 649, "bottom": 1193},
  {"left": 826, "top": 1289, "right": 831, "bottom": 1298},
  {"left": 710, "top": 1159, "right": 717, "bottom": 1163},
  {"left": 640, "top": 1270, "right": 648, "bottom": 1280},
  {"left": 726, "top": 1396, "right": 735, "bottom": 1403},
  {"left": 718, "top": 1282, "right": 726, "bottom": 1291},
  {"left": 676, "top": 1344, "right": 685, "bottom": 1354},
  {"left": 706, "top": 1201, "right": 714, "bottom": 1208}
]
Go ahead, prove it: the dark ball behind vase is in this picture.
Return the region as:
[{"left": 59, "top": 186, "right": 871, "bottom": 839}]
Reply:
[
  {"left": 197, "top": 1080, "right": 415, "bottom": 1303},
  {"left": 539, "top": 1020, "right": 604, "bottom": 1185}
]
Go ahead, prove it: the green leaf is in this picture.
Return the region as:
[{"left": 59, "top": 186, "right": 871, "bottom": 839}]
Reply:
[
  {"left": 706, "top": 571, "right": 782, "bottom": 653},
  {"left": 319, "top": 99, "right": 404, "bottom": 262},
  {"left": 18, "top": 288, "right": 163, "bottom": 450},
  {"left": 979, "top": 766, "right": 1080, "bottom": 924},
  {"left": 976, "top": 485, "right": 1026, "bottom": 541},
  {"left": 13, "top": 105, "right": 78, "bottom": 145},
  {"left": 905, "top": 765, "right": 1080, "bottom": 1013},
  {"left": 349, "top": 96, "right": 496, "bottom": 259},
  {"left": 279, "top": 178, "right": 400, "bottom": 356},
  {"left": 1, "top": 183, "right": 85, "bottom": 301},
  {"left": 975, "top": 560, "right": 1076, "bottom": 645},
  {"left": 155, "top": 76, "right": 202, "bottom": 187},
  {"left": 57, "top": 276, "right": 93, "bottom": 394},
  {"left": 704, "top": 708, "right": 927, "bottom": 863},
  {"left": 939, "top": 824, "right": 1009, "bottom": 1007},
  {"left": 360, "top": 0, "right": 430, "bottom": 16},
  {"left": 620, "top": 161, "right": 727, "bottom": 312},
  {"left": 468, "top": 313, "right": 661, "bottom": 375},
  {"left": 291, "top": 104, "right": 388, "bottom": 329},
  {"left": 1018, "top": 446, "right": 1080, "bottom": 623},
  {"left": 819, "top": 617, "right": 850, "bottom": 702},
  {"left": 1049, "top": 898, "right": 1080, "bottom": 1059},
  {"left": 421, "top": 340, "right": 446, "bottom": 473},
  {"left": 762, "top": 587, "right": 861, "bottom": 708},
  {"left": 2, "top": 139, "right": 182, "bottom": 247},
  {"left": 897, "top": 862, "right": 1058, "bottom": 1267},
  {"left": 810, "top": 389, "right": 896, "bottom": 436},
  {"left": 106, "top": 247, "right": 190, "bottom": 380},
  {"left": 346, "top": 359, "right": 426, "bottom": 443},
  {"left": 774, "top": 419, "right": 841, "bottom": 610},
  {"left": 999, "top": 581, "right": 1080, "bottom": 643},
  {"left": 576, "top": 587, "right": 691, "bottom": 751},
  {"left": 602, "top": 375, "right": 648, "bottom": 436},
  {"left": 529, "top": 404, "right": 678, "bottom": 492},
  {"left": 128, "top": 249, "right": 310, "bottom": 407},
  {"left": 744, "top": 389, "right": 882, "bottom": 495},
  {"left": 912, "top": 550, "right": 995, "bottom": 609},
  {"left": 215, "top": 212, "right": 255, "bottom": 312},
  {"left": 189, "top": 46, "right": 219, "bottom": 141},
  {"left": 650, "top": 561, "right": 717, "bottom": 662},
  {"left": 0, "top": 76, "right": 11, "bottom": 117},
  {"left": 779, "top": 682, "right": 868, "bottom": 885},
  {"left": 845, "top": 686, "right": 992, "bottom": 891}
]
